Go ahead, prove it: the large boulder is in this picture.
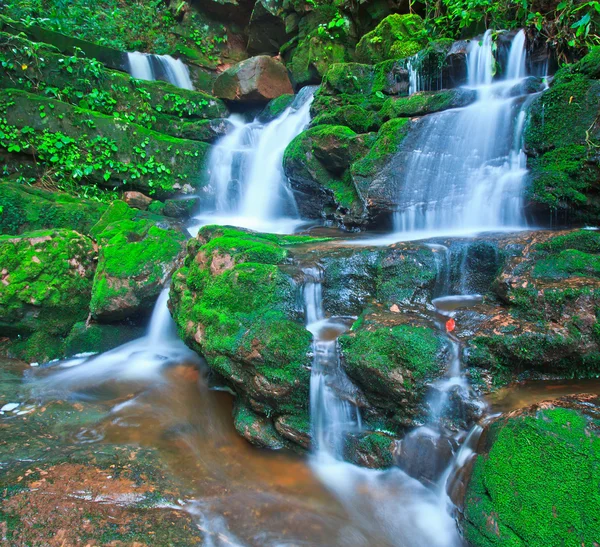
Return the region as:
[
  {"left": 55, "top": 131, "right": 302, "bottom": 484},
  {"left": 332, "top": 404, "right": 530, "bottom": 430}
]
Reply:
[
  {"left": 461, "top": 395, "right": 600, "bottom": 547},
  {"left": 89, "top": 201, "right": 186, "bottom": 322},
  {"left": 0, "top": 229, "right": 95, "bottom": 338},
  {"left": 169, "top": 226, "right": 314, "bottom": 449},
  {"left": 213, "top": 56, "right": 294, "bottom": 103}
]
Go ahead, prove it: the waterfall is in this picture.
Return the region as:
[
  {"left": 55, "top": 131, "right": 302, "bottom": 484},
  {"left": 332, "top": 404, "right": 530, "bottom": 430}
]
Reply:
[
  {"left": 191, "top": 86, "right": 316, "bottom": 234},
  {"left": 393, "top": 30, "right": 532, "bottom": 238},
  {"left": 127, "top": 52, "right": 194, "bottom": 90}
]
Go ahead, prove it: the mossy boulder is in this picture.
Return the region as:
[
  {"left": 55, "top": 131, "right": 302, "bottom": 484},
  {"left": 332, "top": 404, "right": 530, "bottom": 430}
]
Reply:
[
  {"left": 213, "top": 55, "right": 293, "bottom": 103},
  {"left": 354, "top": 14, "right": 427, "bottom": 65},
  {"left": 257, "top": 93, "right": 295, "bottom": 122},
  {"left": 90, "top": 201, "right": 186, "bottom": 322},
  {"left": 283, "top": 125, "right": 370, "bottom": 227},
  {"left": 169, "top": 226, "right": 317, "bottom": 449},
  {"left": 0, "top": 89, "right": 211, "bottom": 197},
  {"left": 464, "top": 230, "right": 600, "bottom": 385},
  {"left": 0, "top": 181, "right": 106, "bottom": 236},
  {"left": 524, "top": 51, "right": 600, "bottom": 224},
  {"left": 0, "top": 229, "right": 95, "bottom": 337},
  {"left": 340, "top": 318, "right": 448, "bottom": 430},
  {"left": 63, "top": 321, "right": 145, "bottom": 356},
  {"left": 462, "top": 395, "right": 600, "bottom": 547}
]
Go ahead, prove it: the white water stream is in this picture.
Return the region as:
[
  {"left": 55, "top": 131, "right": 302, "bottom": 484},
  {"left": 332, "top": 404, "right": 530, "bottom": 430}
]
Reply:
[
  {"left": 127, "top": 51, "right": 194, "bottom": 90},
  {"left": 189, "top": 86, "right": 316, "bottom": 235},
  {"left": 393, "top": 30, "right": 532, "bottom": 239}
]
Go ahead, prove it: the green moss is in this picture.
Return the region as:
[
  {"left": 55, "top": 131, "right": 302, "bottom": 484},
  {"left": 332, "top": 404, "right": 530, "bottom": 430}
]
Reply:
[
  {"left": 463, "top": 407, "right": 600, "bottom": 547},
  {"left": 0, "top": 229, "right": 95, "bottom": 336},
  {"left": 290, "top": 31, "right": 350, "bottom": 85},
  {"left": 537, "top": 229, "right": 600, "bottom": 254},
  {"left": 351, "top": 118, "right": 410, "bottom": 178},
  {"left": 0, "top": 181, "right": 106, "bottom": 236},
  {"left": 321, "top": 63, "right": 375, "bottom": 95},
  {"left": 341, "top": 324, "right": 442, "bottom": 384},
  {"left": 311, "top": 105, "right": 380, "bottom": 133},
  {"left": 354, "top": 14, "right": 427, "bottom": 65},
  {"left": 532, "top": 249, "right": 600, "bottom": 280},
  {"left": 380, "top": 88, "right": 476, "bottom": 119},
  {"left": 258, "top": 94, "right": 295, "bottom": 122}
]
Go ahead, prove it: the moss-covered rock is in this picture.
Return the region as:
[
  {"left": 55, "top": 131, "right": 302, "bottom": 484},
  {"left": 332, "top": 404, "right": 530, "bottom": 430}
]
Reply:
[
  {"left": 63, "top": 321, "right": 145, "bottom": 356},
  {"left": 90, "top": 201, "right": 186, "bottom": 322},
  {"left": 258, "top": 93, "right": 295, "bottom": 122},
  {"left": 284, "top": 125, "right": 370, "bottom": 227},
  {"left": 462, "top": 395, "right": 600, "bottom": 547},
  {"left": 354, "top": 14, "right": 427, "bottom": 65},
  {"left": 465, "top": 230, "right": 600, "bottom": 385},
  {"left": 0, "top": 229, "right": 95, "bottom": 337},
  {"left": 0, "top": 89, "right": 211, "bottom": 198},
  {"left": 524, "top": 52, "right": 600, "bottom": 224},
  {"left": 0, "top": 181, "right": 107, "bottom": 235},
  {"left": 340, "top": 318, "right": 448, "bottom": 430},
  {"left": 169, "top": 225, "right": 317, "bottom": 449},
  {"left": 380, "top": 88, "right": 476, "bottom": 119}
]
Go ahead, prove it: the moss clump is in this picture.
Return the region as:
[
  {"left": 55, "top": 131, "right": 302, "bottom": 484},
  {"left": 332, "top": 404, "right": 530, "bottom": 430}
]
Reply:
[
  {"left": 463, "top": 406, "right": 600, "bottom": 547},
  {"left": 341, "top": 323, "right": 442, "bottom": 385},
  {"left": 355, "top": 14, "right": 427, "bottom": 65},
  {"left": 89, "top": 201, "right": 185, "bottom": 321},
  {"left": 532, "top": 249, "right": 600, "bottom": 280},
  {"left": 321, "top": 63, "right": 375, "bottom": 95},
  {"left": 351, "top": 118, "right": 410, "bottom": 179},
  {"left": 311, "top": 105, "right": 380, "bottom": 133},
  {"left": 524, "top": 65, "right": 600, "bottom": 220},
  {"left": 379, "top": 88, "right": 476, "bottom": 119},
  {"left": 537, "top": 229, "right": 600, "bottom": 254},
  {"left": 0, "top": 229, "right": 95, "bottom": 336},
  {"left": 0, "top": 181, "right": 107, "bottom": 236},
  {"left": 258, "top": 94, "right": 295, "bottom": 122}
]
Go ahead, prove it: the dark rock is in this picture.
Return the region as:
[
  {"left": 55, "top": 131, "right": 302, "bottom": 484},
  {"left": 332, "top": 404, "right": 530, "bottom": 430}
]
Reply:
[
  {"left": 213, "top": 56, "right": 294, "bottom": 103},
  {"left": 247, "top": 0, "right": 290, "bottom": 56},
  {"left": 163, "top": 198, "right": 199, "bottom": 219},
  {"left": 444, "top": 40, "right": 469, "bottom": 87}
]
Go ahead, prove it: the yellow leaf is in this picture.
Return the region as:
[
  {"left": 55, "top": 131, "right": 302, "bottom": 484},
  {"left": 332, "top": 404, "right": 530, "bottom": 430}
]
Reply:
[{"left": 21, "top": 64, "right": 28, "bottom": 70}]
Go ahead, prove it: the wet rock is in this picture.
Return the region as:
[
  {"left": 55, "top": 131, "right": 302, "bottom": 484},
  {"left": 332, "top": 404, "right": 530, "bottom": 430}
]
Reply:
[
  {"left": 173, "top": 117, "right": 235, "bottom": 142},
  {"left": 380, "top": 88, "right": 477, "bottom": 119},
  {"left": 213, "top": 55, "right": 294, "bottom": 103},
  {"left": 395, "top": 430, "right": 457, "bottom": 485},
  {"left": 247, "top": 0, "right": 290, "bottom": 55},
  {"left": 233, "top": 402, "right": 285, "bottom": 449},
  {"left": 274, "top": 414, "right": 311, "bottom": 449},
  {"left": 63, "top": 321, "right": 145, "bottom": 356},
  {"left": 123, "top": 191, "right": 153, "bottom": 211},
  {"left": 163, "top": 197, "right": 200, "bottom": 219},
  {"left": 90, "top": 201, "right": 186, "bottom": 322},
  {"left": 284, "top": 125, "right": 371, "bottom": 227},
  {"left": 258, "top": 93, "right": 295, "bottom": 122},
  {"left": 344, "top": 432, "right": 396, "bottom": 469},
  {"left": 0, "top": 229, "right": 95, "bottom": 340},
  {"left": 170, "top": 226, "right": 315, "bottom": 450},
  {"left": 444, "top": 40, "right": 469, "bottom": 87},
  {"left": 461, "top": 394, "right": 600, "bottom": 546}
]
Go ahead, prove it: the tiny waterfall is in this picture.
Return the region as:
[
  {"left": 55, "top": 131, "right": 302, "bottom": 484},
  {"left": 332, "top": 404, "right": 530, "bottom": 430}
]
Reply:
[
  {"left": 393, "top": 30, "right": 532, "bottom": 237},
  {"left": 192, "top": 87, "right": 316, "bottom": 234},
  {"left": 127, "top": 51, "right": 194, "bottom": 90},
  {"left": 302, "top": 269, "right": 462, "bottom": 547}
]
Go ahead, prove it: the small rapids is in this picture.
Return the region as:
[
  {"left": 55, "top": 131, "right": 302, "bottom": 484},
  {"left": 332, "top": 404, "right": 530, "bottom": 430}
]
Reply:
[{"left": 126, "top": 51, "right": 194, "bottom": 90}]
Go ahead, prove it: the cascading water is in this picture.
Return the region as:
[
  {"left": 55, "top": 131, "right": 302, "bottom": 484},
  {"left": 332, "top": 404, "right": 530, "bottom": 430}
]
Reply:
[
  {"left": 127, "top": 51, "right": 194, "bottom": 90},
  {"left": 302, "top": 268, "right": 463, "bottom": 547},
  {"left": 393, "top": 30, "right": 533, "bottom": 238},
  {"left": 191, "top": 86, "right": 316, "bottom": 234}
]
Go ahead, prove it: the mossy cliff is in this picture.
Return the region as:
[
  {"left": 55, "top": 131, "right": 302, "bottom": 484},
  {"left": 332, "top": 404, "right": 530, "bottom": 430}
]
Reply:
[
  {"left": 169, "top": 226, "right": 315, "bottom": 449},
  {"left": 524, "top": 48, "right": 600, "bottom": 224},
  {"left": 462, "top": 395, "right": 600, "bottom": 547}
]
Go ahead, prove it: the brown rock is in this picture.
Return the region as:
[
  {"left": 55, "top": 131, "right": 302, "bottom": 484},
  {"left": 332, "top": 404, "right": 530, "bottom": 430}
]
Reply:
[{"left": 123, "top": 191, "right": 153, "bottom": 210}]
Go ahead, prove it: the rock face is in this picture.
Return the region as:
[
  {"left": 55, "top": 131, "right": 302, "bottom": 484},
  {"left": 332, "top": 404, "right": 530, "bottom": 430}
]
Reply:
[
  {"left": 464, "top": 229, "right": 600, "bottom": 385},
  {"left": 524, "top": 48, "right": 600, "bottom": 224},
  {"left": 89, "top": 201, "right": 186, "bottom": 322},
  {"left": 169, "top": 226, "right": 313, "bottom": 449},
  {"left": 213, "top": 56, "right": 294, "bottom": 102},
  {"left": 0, "top": 229, "right": 95, "bottom": 357},
  {"left": 461, "top": 395, "right": 600, "bottom": 547}
]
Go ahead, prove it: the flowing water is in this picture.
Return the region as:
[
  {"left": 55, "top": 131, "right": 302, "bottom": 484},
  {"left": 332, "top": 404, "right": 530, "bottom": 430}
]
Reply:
[
  {"left": 392, "top": 30, "right": 532, "bottom": 239},
  {"left": 189, "top": 86, "right": 317, "bottom": 235},
  {"left": 127, "top": 51, "right": 194, "bottom": 90}
]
